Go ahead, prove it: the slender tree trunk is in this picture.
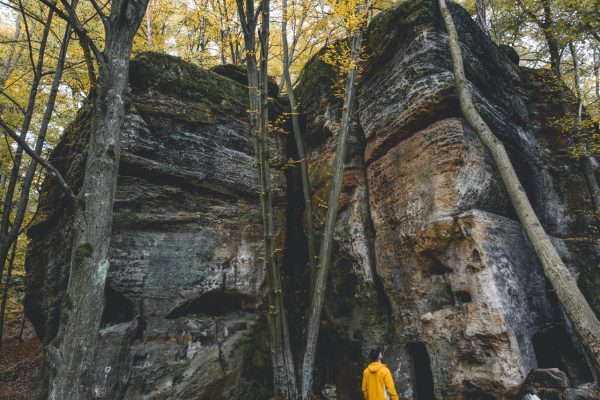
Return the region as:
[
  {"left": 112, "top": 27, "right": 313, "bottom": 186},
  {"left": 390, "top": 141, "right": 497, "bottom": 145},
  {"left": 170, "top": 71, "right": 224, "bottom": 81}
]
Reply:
[
  {"left": 541, "top": 0, "right": 561, "bottom": 79},
  {"left": 0, "top": 241, "right": 17, "bottom": 355},
  {"left": 45, "top": 1, "right": 148, "bottom": 398},
  {"left": 300, "top": 28, "right": 365, "bottom": 400},
  {"left": 438, "top": 0, "right": 600, "bottom": 372},
  {"left": 317, "top": 0, "right": 331, "bottom": 44},
  {"left": 594, "top": 48, "right": 599, "bottom": 99},
  {"left": 17, "top": 312, "right": 26, "bottom": 341},
  {"left": 0, "top": 15, "right": 73, "bottom": 285},
  {"left": 257, "top": 1, "right": 299, "bottom": 397},
  {"left": 475, "top": 0, "right": 488, "bottom": 34},
  {"left": 569, "top": 42, "right": 600, "bottom": 215},
  {"left": 236, "top": 1, "right": 298, "bottom": 397},
  {"left": 0, "top": 7, "right": 54, "bottom": 278},
  {"left": 281, "top": 0, "right": 317, "bottom": 272},
  {"left": 0, "top": 2, "right": 25, "bottom": 87},
  {"left": 146, "top": 0, "right": 153, "bottom": 50}
]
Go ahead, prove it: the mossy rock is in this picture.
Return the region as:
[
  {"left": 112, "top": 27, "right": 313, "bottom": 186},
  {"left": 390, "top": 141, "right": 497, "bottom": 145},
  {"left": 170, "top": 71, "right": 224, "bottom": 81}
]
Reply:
[
  {"left": 129, "top": 52, "right": 248, "bottom": 120},
  {"left": 211, "top": 64, "right": 280, "bottom": 98}
]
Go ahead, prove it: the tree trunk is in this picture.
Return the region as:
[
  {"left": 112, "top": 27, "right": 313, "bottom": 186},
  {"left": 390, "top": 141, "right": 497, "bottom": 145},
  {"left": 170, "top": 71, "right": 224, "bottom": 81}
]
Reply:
[
  {"left": 0, "top": 2, "right": 25, "bottom": 87},
  {"left": 475, "top": 0, "right": 488, "bottom": 34},
  {"left": 0, "top": 15, "right": 73, "bottom": 287},
  {"left": 146, "top": 0, "right": 153, "bottom": 50},
  {"left": 438, "top": 0, "right": 600, "bottom": 372},
  {"left": 569, "top": 42, "right": 600, "bottom": 216},
  {"left": 0, "top": 241, "right": 17, "bottom": 355},
  {"left": 45, "top": 1, "right": 148, "bottom": 398},
  {"left": 0, "top": 8, "right": 54, "bottom": 278},
  {"left": 236, "top": 0, "right": 298, "bottom": 398},
  {"left": 594, "top": 47, "right": 599, "bottom": 99},
  {"left": 281, "top": 0, "right": 317, "bottom": 272},
  {"left": 541, "top": 0, "right": 561, "bottom": 79},
  {"left": 300, "top": 29, "right": 365, "bottom": 400}
]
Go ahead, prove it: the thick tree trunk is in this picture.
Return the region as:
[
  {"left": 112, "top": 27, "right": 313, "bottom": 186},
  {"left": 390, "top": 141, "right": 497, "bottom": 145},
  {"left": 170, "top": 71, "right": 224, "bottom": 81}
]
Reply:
[
  {"left": 300, "top": 29, "right": 364, "bottom": 400},
  {"left": 281, "top": 0, "right": 317, "bottom": 272},
  {"left": 236, "top": 1, "right": 298, "bottom": 398},
  {"left": 45, "top": 1, "right": 148, "bottom": 398},
  {"left": 438, "top": 0, "right": 600, "bottom": 372}
]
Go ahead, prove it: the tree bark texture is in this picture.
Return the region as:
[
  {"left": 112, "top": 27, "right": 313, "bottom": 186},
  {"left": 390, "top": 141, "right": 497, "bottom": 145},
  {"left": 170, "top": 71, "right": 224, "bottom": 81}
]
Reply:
[
  {"left": 300, "top": 29, "right": 364, "bottom": 400},
  {"left": 439, "top": 0, "right": 600, "bottom": 373},
  {"left": 475, "top": 0, "right": 488, "bottom": 34},
  {"left": 45, "top": 1, "right": 148, "bottom": 398},
  {"left": 237, "top": 0, "right": 299, "bottom": 398}
]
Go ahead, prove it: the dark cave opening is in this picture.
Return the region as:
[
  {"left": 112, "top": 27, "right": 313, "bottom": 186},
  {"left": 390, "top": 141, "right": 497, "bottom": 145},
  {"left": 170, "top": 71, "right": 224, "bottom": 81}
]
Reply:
[
  {"left": 532, "top": 326, "right": 594, "bottom": 386},
  {"left": 429, "top": 257, "right": 453, "bottom": 275},
  {"left": 166, "top": 291, "right": 258, "bottom": 318},
  {"left": 101, "top": 285, "right": 135, "bottom": 328},
  {"left": 455, "top": 290, "right": 472, "bottom": 304},
  {"left": 407, "top": 342, "right": 436, "bottom": 400}
]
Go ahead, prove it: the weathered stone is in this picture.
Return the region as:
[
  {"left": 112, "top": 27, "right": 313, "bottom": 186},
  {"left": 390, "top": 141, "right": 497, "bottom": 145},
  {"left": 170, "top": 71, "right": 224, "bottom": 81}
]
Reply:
[
  {"left": 25, "top": 52, "right": 283, "bottom": 399},
  {"left": 525, "top": 369, "right": 570, "bottom": 389},
  {"left": 295, "top": 0, "right": 599, "bottom": 399},
  {"left": 565, "top": 384, "right": 600, "bottom": 400},
  {"left": 537, "top": 388, "right": 566, "bottom": 400},
  {"left": 25, "top": 0, "right": 600, "bottom": 399}
]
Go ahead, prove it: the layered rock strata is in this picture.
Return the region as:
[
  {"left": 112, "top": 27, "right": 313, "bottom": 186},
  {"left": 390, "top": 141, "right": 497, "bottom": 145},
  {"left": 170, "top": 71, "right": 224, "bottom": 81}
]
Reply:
[
  {"left": 24, "top": 0, "right": 600, "bottom": 399},
  {"left": 296, "top": 0, "right": 599, "bottom": 399},
  {"left": 25, "top": 53, "right": 283, "bottom": 399}
]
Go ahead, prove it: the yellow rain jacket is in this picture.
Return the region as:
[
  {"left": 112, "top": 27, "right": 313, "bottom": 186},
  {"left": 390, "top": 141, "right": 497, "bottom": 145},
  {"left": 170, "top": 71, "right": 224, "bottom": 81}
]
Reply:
[{"left": 361, "top": 361, "right": 399, "bottom": 400}]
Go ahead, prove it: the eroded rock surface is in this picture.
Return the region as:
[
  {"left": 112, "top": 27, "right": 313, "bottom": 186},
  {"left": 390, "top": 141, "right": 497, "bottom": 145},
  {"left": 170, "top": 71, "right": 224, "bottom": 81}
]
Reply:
[
  {"left": 25, "top": 53, "right": 281, "bottom": 399},
  {"left": 296, "top": 0, "right": 599, "bottom": 399},
  {"left": 25, "top": 0, "right": 600, "bottom": 399}
]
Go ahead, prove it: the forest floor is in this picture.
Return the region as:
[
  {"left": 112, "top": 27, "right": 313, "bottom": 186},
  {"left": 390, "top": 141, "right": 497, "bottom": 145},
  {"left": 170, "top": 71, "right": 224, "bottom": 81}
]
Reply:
[{"left": 0, "top": 319, "right": 42, "bottom": 400}]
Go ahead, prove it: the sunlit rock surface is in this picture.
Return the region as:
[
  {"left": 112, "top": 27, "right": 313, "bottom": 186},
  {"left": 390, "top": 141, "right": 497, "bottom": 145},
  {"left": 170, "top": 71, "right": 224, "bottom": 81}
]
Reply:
[{"left": 25, "top": 0, "right": 600, "bottom": 399}]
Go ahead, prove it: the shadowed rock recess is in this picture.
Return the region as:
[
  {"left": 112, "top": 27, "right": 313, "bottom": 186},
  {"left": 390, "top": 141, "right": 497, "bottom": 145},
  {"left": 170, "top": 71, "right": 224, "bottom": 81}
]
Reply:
[{"left": 25, "top": 1, "right": 599, "bottom": 399}]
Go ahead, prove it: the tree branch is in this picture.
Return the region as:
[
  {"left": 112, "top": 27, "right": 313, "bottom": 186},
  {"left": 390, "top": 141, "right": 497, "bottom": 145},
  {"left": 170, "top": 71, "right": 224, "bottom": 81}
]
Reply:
[
  {"left": 38, "top": 0, "right": 105, "bottom": 70},
  {"left": 0, "top": 119, "right": 76, "bottom": 202}
]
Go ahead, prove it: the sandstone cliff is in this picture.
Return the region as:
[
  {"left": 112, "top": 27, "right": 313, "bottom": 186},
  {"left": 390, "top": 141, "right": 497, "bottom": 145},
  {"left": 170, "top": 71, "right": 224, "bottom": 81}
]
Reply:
[{"left": 25, "top": 0, "right": 599, "bottom": 399}]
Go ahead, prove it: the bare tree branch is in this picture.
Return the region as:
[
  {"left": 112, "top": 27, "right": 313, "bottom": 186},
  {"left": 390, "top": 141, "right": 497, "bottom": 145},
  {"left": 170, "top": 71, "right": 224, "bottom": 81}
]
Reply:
[{"left": 0, "top": 119, "right": 76, "bottom": 202}]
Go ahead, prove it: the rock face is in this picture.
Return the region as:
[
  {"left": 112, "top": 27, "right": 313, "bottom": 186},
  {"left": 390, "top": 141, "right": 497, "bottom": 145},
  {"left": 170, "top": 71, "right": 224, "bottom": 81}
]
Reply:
[
  {"left": 25, "top": 53, "right": 282, "bottom": 399},
  {"left": 25, "top": 1, "right": 600, "bottom": 399},
  {"left": 295, "top": 0, "right": 599, "bottom": 399}
]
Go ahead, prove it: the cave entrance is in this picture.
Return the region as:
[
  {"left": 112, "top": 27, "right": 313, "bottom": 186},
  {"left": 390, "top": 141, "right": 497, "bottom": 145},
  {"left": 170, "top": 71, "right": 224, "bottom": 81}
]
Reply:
[
  {"left": 166, "top": 292, "right": 257, "bottom": 319},
  {"left": 101, "top": 285, "right": 135, "bottom": 328},
  {"left": 407, "top": 342, "right": 436, "bottom": 400},
  {"left": 532, "top": 326, "right": 594, "bottom": 386}
]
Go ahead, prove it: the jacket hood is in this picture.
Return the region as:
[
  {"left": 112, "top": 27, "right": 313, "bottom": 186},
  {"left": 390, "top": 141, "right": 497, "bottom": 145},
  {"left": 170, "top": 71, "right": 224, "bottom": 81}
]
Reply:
[{"left": 368, "top": 362, "right": 385, "bottom": 372}]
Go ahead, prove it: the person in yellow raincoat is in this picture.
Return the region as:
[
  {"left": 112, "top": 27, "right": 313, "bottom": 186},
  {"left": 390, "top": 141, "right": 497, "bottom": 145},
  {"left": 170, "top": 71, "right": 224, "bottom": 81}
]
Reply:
[{"left": 361, "top": 347, "right": 399, "bottom": 400}]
